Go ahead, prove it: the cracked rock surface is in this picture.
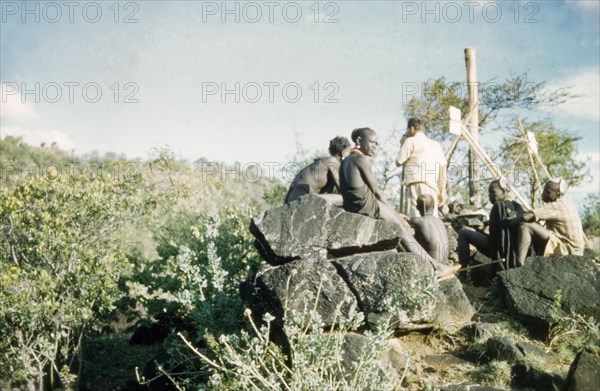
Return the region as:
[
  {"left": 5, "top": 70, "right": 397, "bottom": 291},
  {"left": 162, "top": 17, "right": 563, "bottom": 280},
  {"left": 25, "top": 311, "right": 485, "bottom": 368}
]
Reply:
[
  {"left": 497, "top": 255, "right": 600, "bottom": 338},
  {"left": 250, "top": 195, "right": 404, "bottom": 265}
]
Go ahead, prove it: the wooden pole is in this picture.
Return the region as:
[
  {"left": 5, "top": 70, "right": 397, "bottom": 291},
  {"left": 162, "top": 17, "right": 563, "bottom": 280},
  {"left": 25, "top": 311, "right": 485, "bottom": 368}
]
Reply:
[
  {"left": 399, "top": 166, "right": 406, "bottom": 214},
  {"left": 516, "top": 117, "right": 542, "bottom": 208},
  {"left": 465, "top": 48, "right": 481, "bottom": 208}
]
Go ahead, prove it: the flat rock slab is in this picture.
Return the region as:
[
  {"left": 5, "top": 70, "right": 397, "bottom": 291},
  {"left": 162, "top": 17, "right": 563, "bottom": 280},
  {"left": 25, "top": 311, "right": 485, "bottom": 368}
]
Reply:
[
  {"left": 250, "top": 195, "right": 404, "bottom": 265},
  {"left": 497, "top": 256, "right": 600, "bottom": 337}
]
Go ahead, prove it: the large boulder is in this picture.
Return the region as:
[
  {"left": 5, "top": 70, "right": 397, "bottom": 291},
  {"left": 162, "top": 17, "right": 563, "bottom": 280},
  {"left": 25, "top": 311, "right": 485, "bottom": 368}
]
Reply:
[
  {"left": 497, "top": 256, "right": 600, "bottom": 337},
  {"left": 250, "top": 195, "right": 404, "bottom": 265},
  {"left": 564, "top": 350, "right": 600, "bottom": 391},
  {"left": 241, "top": 258, "right": 358, "bottom": 329},
  {"left": 333, "top": 251, "right": 473, "bottom": 330}
]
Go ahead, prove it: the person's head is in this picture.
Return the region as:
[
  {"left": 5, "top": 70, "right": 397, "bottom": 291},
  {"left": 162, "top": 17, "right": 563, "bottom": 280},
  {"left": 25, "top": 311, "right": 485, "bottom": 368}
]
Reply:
[
  {"left": 329, "top": 136, "right": 351, "bottom": 160},
  {"left": 416, "top": 194, "right": 435, "bottom": 216},
  {"left": 351, "top": 127, "right": 378, "bottom": 156},
  {"left": 406, "top": 118, "right": 424, "bottom": 136},
  {"left": 488, "top": 178, "right": 510, "bottom": 204},
  {"left": 542, "top": 178, "right": 566, "bottom": 202}
]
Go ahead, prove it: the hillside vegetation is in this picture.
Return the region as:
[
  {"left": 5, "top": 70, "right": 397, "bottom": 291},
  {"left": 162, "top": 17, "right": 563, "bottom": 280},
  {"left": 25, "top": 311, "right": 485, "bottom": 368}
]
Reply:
[{"left": 0, "top": 136, "right": 597, "bottom": 390}]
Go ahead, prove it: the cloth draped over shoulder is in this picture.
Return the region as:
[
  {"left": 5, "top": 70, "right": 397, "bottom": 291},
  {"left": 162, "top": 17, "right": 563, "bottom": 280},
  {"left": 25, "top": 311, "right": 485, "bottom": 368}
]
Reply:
[
  {"left": 340, "top": 156, "right": 380, "bottom": 219},
  {"left": 489, "top": 200, "right": 524, "bottom": 270}
]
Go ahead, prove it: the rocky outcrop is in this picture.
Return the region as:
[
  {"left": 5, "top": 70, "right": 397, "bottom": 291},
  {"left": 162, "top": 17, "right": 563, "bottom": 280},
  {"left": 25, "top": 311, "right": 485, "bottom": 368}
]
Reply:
[
  {"left": 244, "top": 195, "right": 474, "bottom": 334},
  {"left": 497, "top": 255, "right": 600, "bottom": 337},
  {"left": 250, "top": 196, "right": 404, "bottom": 265},
  {"left": 333, "top": 251, "right": 473, "bottom": 329},
  {"left": 242, "top": 251, "right": 472, "bottom": 332}
]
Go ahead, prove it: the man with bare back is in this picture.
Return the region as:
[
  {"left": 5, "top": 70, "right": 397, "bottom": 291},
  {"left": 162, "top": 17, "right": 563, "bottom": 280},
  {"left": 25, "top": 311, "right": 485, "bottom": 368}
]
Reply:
[
  {"left": 285, "top": 136, "right": 351, "bottom": 206},
  {"left": 410, "top": 194, "right": 449, "bottom": 263}
]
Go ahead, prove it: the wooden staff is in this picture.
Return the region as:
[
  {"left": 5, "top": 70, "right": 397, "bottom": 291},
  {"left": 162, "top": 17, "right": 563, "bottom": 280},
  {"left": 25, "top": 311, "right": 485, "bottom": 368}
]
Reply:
[
  {"left": 458, "top": 259, "right": 504, "bottom": 273},
  {"left": 456, "top": 121, "right": 532, "bottom": 211},
  {"left": 516, "top": 118, "right": 551, "bottom": 179},
  {"left": 437, "top": 259, "right": 505, "bottom": 282}
]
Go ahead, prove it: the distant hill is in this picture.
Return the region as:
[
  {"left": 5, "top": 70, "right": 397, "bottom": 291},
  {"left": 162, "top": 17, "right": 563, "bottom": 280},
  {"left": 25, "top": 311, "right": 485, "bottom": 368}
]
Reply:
[{"left": 1, "top": 136, "right": 84, "bottom": 185}]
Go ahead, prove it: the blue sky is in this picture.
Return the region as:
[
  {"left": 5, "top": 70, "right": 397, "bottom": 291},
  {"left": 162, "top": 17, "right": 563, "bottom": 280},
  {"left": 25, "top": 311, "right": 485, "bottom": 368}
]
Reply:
[{"left": 1, "top": 0, "right": 599, "bottom": 203}]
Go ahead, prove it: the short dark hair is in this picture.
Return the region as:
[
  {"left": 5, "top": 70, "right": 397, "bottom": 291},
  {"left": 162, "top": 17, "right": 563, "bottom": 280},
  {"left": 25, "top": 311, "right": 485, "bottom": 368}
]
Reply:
[
  {"left": 350, "top": 127, "right": 375, "bottom": 144},
  {"left": 329, "top": 136, "right": 351, "bottom": 156},
  {"left": 417, "top": 194, "right": 434, "bottom": 216},
  {"left": 407, "top": 118, "right": 424, "bottom": 131},
  {"left": 490, "top": 178, "right": 510, "bottom": 192}
]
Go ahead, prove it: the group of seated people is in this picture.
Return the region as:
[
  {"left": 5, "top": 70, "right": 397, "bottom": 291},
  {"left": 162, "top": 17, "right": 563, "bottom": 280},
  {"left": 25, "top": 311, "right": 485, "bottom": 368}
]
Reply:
[
  {"left": 284, "top": 127, "right": 586, "bottom": 281},
  {"left": 456, "top": 178, "right": 584, "bottom": 281}
]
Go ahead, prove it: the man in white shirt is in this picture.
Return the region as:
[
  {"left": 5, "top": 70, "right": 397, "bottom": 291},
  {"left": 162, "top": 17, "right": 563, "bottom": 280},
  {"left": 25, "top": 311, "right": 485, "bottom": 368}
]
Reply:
[{"left": 396, "top": 118, "right": 447, "bottom": 217}]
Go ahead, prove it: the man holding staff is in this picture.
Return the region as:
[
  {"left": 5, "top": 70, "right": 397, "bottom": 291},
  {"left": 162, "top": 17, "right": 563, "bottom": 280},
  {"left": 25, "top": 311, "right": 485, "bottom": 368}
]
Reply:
[{"left": 514, "top": 178, "right": 584, "bottom": 264}]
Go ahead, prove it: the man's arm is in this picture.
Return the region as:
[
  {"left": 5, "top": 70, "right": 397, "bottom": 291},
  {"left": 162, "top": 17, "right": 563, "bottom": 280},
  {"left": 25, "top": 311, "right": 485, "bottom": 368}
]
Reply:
[
  {"left": 356, "top": 156, "right": 391, "bottom": 206},
  {"left": 395, "top": 138, "right": 413, "bottom": 167},
  {"left": 328, "top": 161, "right": 341, "bottom": 191},
  {"left": 510, "top": 211, "right": 535, "bottom": 226},
  {"left": 532, "top": 204, "right": 561, "bottom": 221}
]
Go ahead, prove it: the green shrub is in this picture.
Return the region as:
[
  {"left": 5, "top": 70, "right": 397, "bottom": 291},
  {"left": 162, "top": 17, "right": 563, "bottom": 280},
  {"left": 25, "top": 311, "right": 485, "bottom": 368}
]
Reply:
[
  {"left": 0, "top": 171, "right": 150, "bottom": 388},
  {"left": 173, "top": 274, "right": 437, "bottom": 390},
  {"left": 128, "top": 206, "right": 263, "bottom": 339}
]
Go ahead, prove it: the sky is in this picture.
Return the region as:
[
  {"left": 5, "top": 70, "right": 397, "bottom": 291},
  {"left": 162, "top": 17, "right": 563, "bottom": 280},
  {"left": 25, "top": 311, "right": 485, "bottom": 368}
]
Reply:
[{"left": 1, "top": 0, "right": 599, "bottom": 204}]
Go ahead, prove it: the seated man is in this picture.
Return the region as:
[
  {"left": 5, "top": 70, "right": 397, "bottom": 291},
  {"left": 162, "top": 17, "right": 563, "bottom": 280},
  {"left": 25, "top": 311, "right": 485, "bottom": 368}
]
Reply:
[
  {"left": 457, "top": 179, "right": 524, "bottom": 280},
  {"left": 515, "top": 178, "right": 584, "bottom": 265},
  {"left": 285, "top": 136, "right": 351, "bottom": 205},
  {"left": 340, "top": 127, "right": 460, "bottom": 278},
  {"left": 410, "top": 194, "right": 449, "bottom": 263}
]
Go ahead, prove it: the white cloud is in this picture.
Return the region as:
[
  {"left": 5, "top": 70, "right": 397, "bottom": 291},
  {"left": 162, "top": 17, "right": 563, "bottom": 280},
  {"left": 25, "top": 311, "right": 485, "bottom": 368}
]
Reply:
[
  {"left": 1, "top": 84, "right": 75, "bottom": 151},
  {"left": 2, "top": 125, "right": 76, "bottom": 151},
  {"left": 548, "top": 69, "right": 600, "bottom": 120},
  {"left": 0, "top": 83, "right": 37, "bottom": 122}
]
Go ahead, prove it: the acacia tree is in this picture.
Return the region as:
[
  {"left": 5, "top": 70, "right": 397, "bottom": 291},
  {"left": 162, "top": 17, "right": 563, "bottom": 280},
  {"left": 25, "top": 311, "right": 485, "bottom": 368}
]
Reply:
[
  {"left": 499, "top": 119, "right": 585, "bottom": 208},
  {"left": 400, "top": 73, "right": 580, "bottom": 204},
  {"left": 404, "top": 73, "right": 572, "bottom": 142}
]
